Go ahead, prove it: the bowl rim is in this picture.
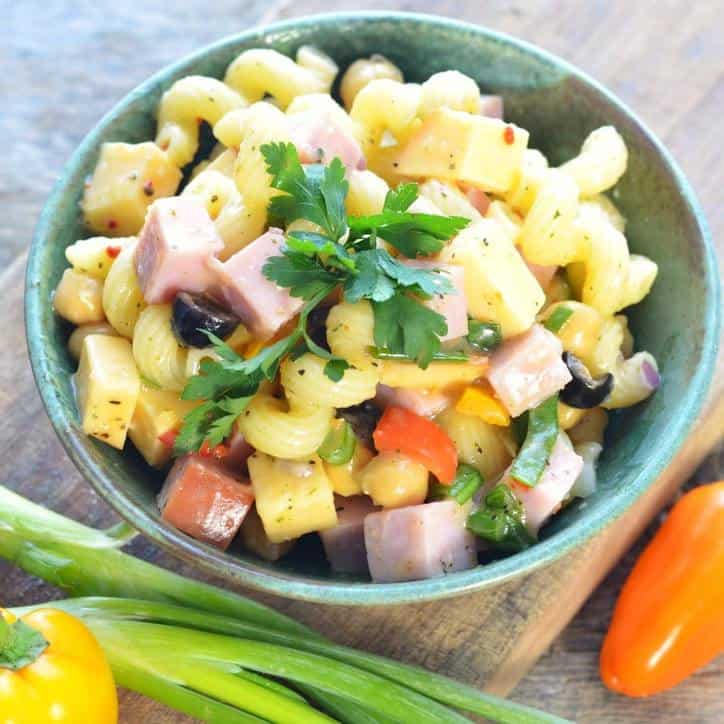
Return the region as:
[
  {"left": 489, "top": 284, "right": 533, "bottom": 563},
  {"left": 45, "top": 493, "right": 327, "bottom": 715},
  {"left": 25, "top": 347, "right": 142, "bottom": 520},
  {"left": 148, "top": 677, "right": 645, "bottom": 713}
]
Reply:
[{"left": 26, "top": 10, "right": 720, "bottom": 605}]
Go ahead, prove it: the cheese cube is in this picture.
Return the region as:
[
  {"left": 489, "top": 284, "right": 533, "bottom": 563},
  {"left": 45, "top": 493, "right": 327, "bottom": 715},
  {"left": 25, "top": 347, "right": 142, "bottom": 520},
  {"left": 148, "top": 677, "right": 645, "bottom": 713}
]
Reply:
[
  {"left": 440, "top": 218, "right": 545, "bottom": 337},
  {"left": 128, "top": 386, "right": 199, "bottom": 467},
  {"left": 248, "top": 453, "right": 337, "bottom": 543},
  {"left": 75, "top": 335, "right": 140, "bottom": 449},
  {"left": 53, "top": 269, "right": 105, "bottom": 325},
  {"left": 82, "top": 142, "right": 181, "bottom": 237},
  {"left": 395, "top": 108, "right": 528, "bottom": 193}
]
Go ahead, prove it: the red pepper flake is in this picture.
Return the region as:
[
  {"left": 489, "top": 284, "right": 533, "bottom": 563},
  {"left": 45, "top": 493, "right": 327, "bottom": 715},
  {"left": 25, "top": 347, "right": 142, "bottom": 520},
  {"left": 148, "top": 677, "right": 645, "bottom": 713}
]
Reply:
[
  {"left": 196, "top": 116, "right": 203, "bottom": 125},
  {"left": 158, "top": 428, "right": 180, "bottom": 448},
  {"left": 105, "top": 245, "right": 122, "bottom": 259},
  {"left": 199, "top": 440, "right": 231, "bottom": 460},
  {"left": 142, "top": 180, "right": 155, "bottom": 197},
  {"left": 503, "top": 125, "right": 516, "bottom": 145},
  {"left": 107, "top": 219, "right": 118, "bottom": 230}
]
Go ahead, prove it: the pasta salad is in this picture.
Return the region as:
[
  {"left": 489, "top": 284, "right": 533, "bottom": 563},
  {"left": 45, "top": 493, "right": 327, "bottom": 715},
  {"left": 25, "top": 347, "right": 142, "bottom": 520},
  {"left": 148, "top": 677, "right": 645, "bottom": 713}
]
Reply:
[{"left": 53, "top": 47, "right": 660, "bottom": 582}]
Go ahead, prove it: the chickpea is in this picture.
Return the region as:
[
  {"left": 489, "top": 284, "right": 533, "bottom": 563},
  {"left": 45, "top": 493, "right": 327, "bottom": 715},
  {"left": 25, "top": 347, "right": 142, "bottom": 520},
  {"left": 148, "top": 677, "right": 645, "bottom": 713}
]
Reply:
[{"left": 360, "top": 451, "right": 429, "bottom": 508}]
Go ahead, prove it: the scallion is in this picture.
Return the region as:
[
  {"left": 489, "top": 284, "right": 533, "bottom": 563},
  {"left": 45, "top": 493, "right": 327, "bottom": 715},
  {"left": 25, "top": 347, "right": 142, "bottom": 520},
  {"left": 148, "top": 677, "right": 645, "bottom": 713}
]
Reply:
[
  {"left": 369, "top": 347, "right": 470, "bottom": 362},
  {"left": 466, "top": 321, "right": 503, "bottom": 352},
  {"left": 543, "top": 306, "right": 573, "bottom": 333},
  {"left": 509, "top": 395, "right": 559, "bottom": 487},
  {"left": 318, "top": 419, "right": 357, "bottom": 465}
]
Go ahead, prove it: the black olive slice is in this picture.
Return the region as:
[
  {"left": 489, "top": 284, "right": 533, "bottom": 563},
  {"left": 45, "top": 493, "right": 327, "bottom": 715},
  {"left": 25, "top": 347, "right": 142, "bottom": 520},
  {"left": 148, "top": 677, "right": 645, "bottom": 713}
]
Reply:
[
  {"left": 560, "top": 352, "right": 614, "bottom": 409},
  {"left": 338, "top": 401, "right": 382, "bottom": 449},
  {"left": 171, "top": 292, "right": 240, "bottom": 348}
]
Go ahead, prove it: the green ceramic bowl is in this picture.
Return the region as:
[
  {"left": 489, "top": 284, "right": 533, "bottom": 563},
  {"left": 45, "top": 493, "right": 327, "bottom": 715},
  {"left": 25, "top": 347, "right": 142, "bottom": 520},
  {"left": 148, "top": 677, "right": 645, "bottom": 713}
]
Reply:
[{"left": 26, "top": 12, "right": 719, "bottom": 605}]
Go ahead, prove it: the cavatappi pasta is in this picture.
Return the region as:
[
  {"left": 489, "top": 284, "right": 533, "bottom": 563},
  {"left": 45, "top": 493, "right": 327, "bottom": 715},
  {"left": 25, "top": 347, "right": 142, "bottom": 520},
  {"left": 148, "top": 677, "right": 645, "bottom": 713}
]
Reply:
[{"left": 55, "top": 48, "right": 660, "bottom": 581}]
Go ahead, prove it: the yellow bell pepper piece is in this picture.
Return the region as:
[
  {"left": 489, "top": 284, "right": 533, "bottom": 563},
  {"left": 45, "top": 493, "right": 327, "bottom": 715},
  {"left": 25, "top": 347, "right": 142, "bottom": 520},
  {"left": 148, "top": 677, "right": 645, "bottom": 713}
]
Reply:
[
  {"left": 0, "top": 608, "right": 118, "bottom": 723},
  {"left": 456, "top": 386, "right": 510, "bottom": 426}
]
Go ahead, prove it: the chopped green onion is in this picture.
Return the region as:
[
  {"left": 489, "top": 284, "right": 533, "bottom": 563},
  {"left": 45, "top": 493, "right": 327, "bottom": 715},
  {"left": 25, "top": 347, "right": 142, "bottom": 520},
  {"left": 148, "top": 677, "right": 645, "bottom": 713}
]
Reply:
[
  {"left": 318, "top": 419, "right": 357, "bottom": 465},
  {"left": 369, "top": 347, "right": 469, "bottom": 362},
  {"left": 467, "top": 484, "right": 535, "bottom": 553},
  {"left": 543, "top": 306, "right": 573, "bottom": 333},
  {"left": 466, "top": 320, "right": 503, "bottom": 352},
  {"left": 509, "top": 395, "right": 559, "bottom": 487},
  {"left": 431, "top": 464, "right": 484, "bottom": 504}
]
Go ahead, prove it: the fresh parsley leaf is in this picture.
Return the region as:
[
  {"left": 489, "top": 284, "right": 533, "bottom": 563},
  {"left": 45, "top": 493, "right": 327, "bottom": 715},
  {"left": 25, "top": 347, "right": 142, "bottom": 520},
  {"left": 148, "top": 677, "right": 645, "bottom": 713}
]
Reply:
[
  {"left": 174, "top": 396, "right": 253, "bottom": 454},
  {"left": 343, "top": 250, "right": 396, "bottom": 303},
  {"left": 373, "top": 295, "right": 448, "bottom": 368},
  {"left": 375, "top": 249, "right": 454, "bottom": 297},
  {"left": 262, "top": 142, "right": 348, "bottom": 241},
  {"left": 263, "top": 252, "right": 345, "bottom": 300},
  {"left": 383, "top": 183, "right": 418, "bottom": 212},
  {"left": 348, "top": 211, "right": 469, "bottom": 258},
  {"left": 286, "top": 231, "right": 356, "bottom": 272}
]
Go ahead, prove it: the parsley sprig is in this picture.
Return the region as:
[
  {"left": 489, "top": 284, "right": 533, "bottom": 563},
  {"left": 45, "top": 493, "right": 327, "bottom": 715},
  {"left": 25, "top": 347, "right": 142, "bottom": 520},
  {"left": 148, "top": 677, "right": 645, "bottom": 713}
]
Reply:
[{"left": 174, "top": 142, "right": 470, "bottom": 454}]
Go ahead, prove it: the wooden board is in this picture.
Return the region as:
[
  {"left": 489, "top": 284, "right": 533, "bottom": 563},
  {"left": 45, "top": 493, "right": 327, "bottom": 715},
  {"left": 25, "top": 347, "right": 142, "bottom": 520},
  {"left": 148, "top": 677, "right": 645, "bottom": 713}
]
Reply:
[{"left": 1, "top": 2, "right": 722, "bottom": 722}]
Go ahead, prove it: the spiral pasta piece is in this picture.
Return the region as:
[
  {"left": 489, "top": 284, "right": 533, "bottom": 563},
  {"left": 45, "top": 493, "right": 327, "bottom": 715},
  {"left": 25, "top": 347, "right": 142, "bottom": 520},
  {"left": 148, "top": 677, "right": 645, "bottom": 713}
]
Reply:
[
  {"left": 340, "top": 54, "right": 403, "bottom": 110},
  {"left": 281, "top": 353, "right": 379, "bottom": 410},
  {"left": 132, "top": 304, "right": 188, "bottom": 391},
  {"left": 155, "top": 76, "right": 248, "bottom": 167},
  {"left": 224, "top": 47, "right": 336, "bottom": 109},
  {"left": 102, "top": 241, "right": 146, "bottom": 338},
  {"left": 418, "top": 71, "right": 481, "bottom": 118},
  {"left": 326, "top": 301, "right": 376, "bottom": 369},
  {"left": 237, "top": 390, "right": 333, "bottom": 459},
  {"left": 559, "top": 126, "right": 628, "bottom": 197},
  {"left": 181, "top": 169, "right": 256, "bottom": 259},
  {"left": 505, "top": 148, "right": 549, "bottom": 215},
  {"left": 518, "top": 169, "right": 580, "bottom": 266}
]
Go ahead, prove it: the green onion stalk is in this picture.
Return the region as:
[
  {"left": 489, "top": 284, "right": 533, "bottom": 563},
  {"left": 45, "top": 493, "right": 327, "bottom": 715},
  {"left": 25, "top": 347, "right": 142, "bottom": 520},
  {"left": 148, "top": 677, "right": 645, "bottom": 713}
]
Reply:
[{"left": 0, "top": 485, "right": 569, "bottom": 724}]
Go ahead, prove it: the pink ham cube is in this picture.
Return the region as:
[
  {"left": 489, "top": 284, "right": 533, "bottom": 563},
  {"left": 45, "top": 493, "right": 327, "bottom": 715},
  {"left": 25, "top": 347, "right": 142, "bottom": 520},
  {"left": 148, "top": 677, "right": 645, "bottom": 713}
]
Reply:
[
  {"left": 486, "top": 324, "right": 571, "bottom": 417},
  {"left": 319, "top": 495, "right": 379, "bottom": 574},
  {"left": 364, "top": 501, "right": 478, "bottom": 582},
  {"left": 211, "top": 227, "right": 303, "bottom": 339},
  {"left": 509, "top": 436, "right": 584, "bottom": 533},
  {"left": 479, "top": 94, "right": 504, "bottom": 119},
  {"left": 135, "top": 197, "right": 223, "bottom": 303},
  {"left": 289, "top": 111, "right": 366, "bottom": 170},
  {"left": 403, "top": 261, "right": 468, "bottom": 342},
  {"left": 375, "top": 384, "right": 452, "bottom": 418},
  {"left": 158, "top": 454, "right": 254, "bottom": 550}
]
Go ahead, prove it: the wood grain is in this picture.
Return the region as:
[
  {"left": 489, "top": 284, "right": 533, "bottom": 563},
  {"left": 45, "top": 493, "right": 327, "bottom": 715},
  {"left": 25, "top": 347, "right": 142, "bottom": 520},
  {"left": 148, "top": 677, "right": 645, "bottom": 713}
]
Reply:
[{"left": 1, "top": 2, "right": 722, "bottom": 723}]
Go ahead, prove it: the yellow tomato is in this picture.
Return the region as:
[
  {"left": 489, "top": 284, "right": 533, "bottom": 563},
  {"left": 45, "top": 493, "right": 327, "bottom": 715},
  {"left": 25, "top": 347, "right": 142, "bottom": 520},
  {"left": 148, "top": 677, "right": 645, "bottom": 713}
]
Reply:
[{"left": 0, "top": 608, "right": 118, "bottom": 724}]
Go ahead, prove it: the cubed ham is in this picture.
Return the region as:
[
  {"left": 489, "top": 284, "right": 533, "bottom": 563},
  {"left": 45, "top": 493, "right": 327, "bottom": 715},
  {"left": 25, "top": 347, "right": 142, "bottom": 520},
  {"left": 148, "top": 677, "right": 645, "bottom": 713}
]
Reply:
[
  {"left": 158, "top": 454, "right": 254, "bottom": 550},
  {"left": 364, "top": 501, "right": 477, "bottom": 582},
  {"left": 211, "top": 227, "right": 303, "bottom": 339},
  {"left": 289, "top": 111, "right": 366, "bottom": 170},
  {"left": 375, "top": 384, "right": 452, "bottom": 418},
  {"left": 486, "top": 324, "right": 572, "bottom": 417},
  {"left": 463, "top": 186, "right": 491, "bottom": 215},
  {"left": 403, "top": 261, "right": 468, "bottom": 341},
  {"left": 509, "top": 436, "right": 584, "bottom": 533},
  {"left": 320, "top": 495, "right": 379, "bottom": 574},
  {"left": 135, "top": 197, "right": 223, "bottom": 303},
  {"left": 479, "top": 94, "right": 504, "bottom": 119}
]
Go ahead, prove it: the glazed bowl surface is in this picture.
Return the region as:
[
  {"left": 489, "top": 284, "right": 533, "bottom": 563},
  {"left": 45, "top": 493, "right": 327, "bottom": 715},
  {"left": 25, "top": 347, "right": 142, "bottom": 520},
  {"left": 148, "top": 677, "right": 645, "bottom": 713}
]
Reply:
[{"left": 26, "top": 12, "right": 720, "bottom": 604}]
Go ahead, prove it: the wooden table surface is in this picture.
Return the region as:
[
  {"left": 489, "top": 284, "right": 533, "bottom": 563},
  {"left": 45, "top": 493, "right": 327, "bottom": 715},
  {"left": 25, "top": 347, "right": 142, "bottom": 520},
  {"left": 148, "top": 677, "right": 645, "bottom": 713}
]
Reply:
[{"left": 3, "top": 2, "right": 723, "bottom": 722}]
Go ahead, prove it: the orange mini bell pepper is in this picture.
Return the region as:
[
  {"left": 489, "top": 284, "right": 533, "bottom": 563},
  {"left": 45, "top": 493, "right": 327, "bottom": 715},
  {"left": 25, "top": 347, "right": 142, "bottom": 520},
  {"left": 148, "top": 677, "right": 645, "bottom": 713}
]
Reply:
[
  {"left": 600, "top": 481, "right": 724, "bottom": 697},
  {"left": 0, "top": 607, "right": 118, "bottom": 723},
  {"left": 373, "top": 405, "right": 458, "bottom": 484}
]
